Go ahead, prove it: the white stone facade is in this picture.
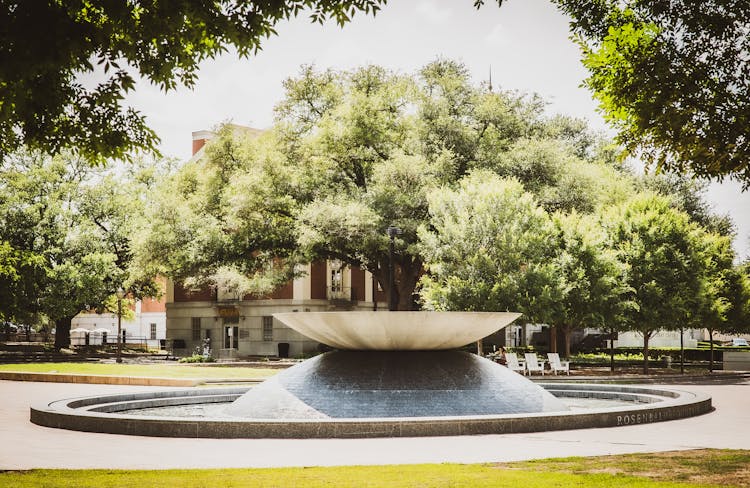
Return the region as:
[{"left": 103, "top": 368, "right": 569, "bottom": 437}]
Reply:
[{"left": 165, "top": 263, "right": 387, "bottom": 358}]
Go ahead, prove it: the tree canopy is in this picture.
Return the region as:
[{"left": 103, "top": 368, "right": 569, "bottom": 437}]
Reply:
[
  {"left": 136, "top": 60, "right": 622, "bottom": 309},
  {"left": 0, "top": 0, "right": 388, "bottom": 164},
  {"left": 3, "top": 0, "right": 746, "bottom": 190},
  {"left": 546, "top": 211, "right": 633, "bottom": 357},
  {"left": 603, "top": 194, "right": 711, "bottom": 372},
  {"left": 0, "top": 150, "right": 161, "bottom": 348},
  {"left": 418, "top": 171, "right": 561, "bottom": 321},
  {"left": 555, "top": 0, "right": 750, "bottom": 187}
]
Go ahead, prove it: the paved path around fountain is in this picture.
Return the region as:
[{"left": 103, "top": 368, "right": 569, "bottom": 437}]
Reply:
[{"left": 1, "top": 378, "right": 748, "bottom": 470}]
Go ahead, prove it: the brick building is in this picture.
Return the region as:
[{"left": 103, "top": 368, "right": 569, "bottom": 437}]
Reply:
[{"left": 165, "top": 129, "right": 387, "bottom": 358}]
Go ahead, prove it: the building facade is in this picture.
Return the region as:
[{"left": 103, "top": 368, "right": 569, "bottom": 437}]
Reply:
[
  {"left": 165, "top": 261, "right": 386, "bottom": 358},
  {"left": 165, "top": 128, "right": 386, "bottom": 358}
]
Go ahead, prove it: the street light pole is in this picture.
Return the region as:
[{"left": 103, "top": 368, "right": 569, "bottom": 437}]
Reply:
[
  {"left": 386, "top": 226, "right": 401, "bottom": 311},
  {"left": 116, "top": 287, "right": 125, "bottom": 364}
]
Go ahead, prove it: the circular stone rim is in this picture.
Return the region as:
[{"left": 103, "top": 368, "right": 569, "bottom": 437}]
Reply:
[{"left": 30, "top": 384, "right": 712, "bottom": 439}]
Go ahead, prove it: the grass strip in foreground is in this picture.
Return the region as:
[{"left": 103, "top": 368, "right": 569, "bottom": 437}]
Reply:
[
  {"left": 0, "top": 362, "right": 278, "bottom": 380},
  {"left": 1, "top": 450, "right": 747, "bottom": 487},
  {"left": 500, "top": 449, "right": 750, "bottom": 487}
]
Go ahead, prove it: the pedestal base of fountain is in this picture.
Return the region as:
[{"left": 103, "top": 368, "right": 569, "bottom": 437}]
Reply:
[{"left": 224, "top": 350, "right": 568, "bottom": 419}]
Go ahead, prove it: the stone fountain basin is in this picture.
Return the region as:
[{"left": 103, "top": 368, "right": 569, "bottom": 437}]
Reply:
[
  {"left": 30, "top": 383, "right": 712, "bottom": 438},
  {"left": 273, "top": 311, "right": 521, "bottom": 350}
]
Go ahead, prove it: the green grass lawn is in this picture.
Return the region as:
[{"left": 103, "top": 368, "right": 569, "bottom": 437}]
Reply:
[
  {"left": 0, "top": 362, "right": 280, "bottom": 380},
  {"left": 2, "top": 450, "right": 748, "bottom": 487}
]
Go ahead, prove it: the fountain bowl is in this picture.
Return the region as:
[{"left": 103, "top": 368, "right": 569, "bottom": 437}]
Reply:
[{"left": 273, "top": 311, "right": 521, "bottom": 350}]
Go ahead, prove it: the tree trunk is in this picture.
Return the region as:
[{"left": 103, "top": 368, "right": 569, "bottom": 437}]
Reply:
[
  {"left": 476, "top": 339, "right": 483, "bottom": 356},
  {"left": 642, "top": 332, "right": 650, "bottom": 374},
  {"left": 561, "top": 324, "right": 572, "bottom": 358},
  {"left": 679, "top": 327, "right": 685, "bottom": 375},
  {"left": 709, "top": 328, "right": 715, "bottom": 373},
  {"left": 374, "top": 258, "right": 422, "bottom": 311},
  {"left": 397, "top": 285, "right": 413, "bottom": 311},
  {"left": 54, "top": 316, "right": 73, "bottom": 351},
  {"left": 609, "top": 329, "right": 615, "bottom": 374},
  {"left": 549, "top": 325, "right": 557, "bottom": 354},
  {"left": 397, "top": 258, "right": 423, "bottom": 310}
]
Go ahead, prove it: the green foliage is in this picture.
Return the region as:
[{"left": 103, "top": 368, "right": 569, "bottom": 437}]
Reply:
[
  {"left": 140, "top": 60, "right": 623, "bottom": 309},
  {"left": 548, "top": 211, "right": 634, "bottom": 356},
  {"left": 572, "top": 351, "right": 645, "bottom": 362},
  {"left": 277, "top": 61, "right": 633, "bottom": 309},
  {"left": 0, "top": 1, "right": 388, "bottom": 164},
  {"left": 599, "top": 193, "right": 745, "bottom": 370},
  {"left": 556, "top": 0, "right": 750, "bottom": 186},
  {"left": 0, "top": 149, "right": 161, "bottom": 347},
  {"left": 419, "top": 172, "right": 560, "bottom": 321},
  {"left": 638, "top": 171, "right": 735, "bottom": 236},
  {"left": 178, "top": 354, "right": 216, "bottom": 364},
  {"left": 605, "top": 195, "right": 702, "bottom": 330},
  {"left": 133, "top": 127, "right": 301, "bottom": 297},
  {"left": 688, "top": 230, "right": 750, "bottom": 372}
]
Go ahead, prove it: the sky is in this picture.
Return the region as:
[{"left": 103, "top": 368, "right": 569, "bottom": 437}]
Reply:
[{"left": 123, "top": 0, "right": 749, "bottom": 258}]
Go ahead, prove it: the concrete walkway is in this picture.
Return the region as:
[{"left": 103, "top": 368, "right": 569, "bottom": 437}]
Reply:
[{"left": 1, "top": 378, "right": 748, "bottom": 470}]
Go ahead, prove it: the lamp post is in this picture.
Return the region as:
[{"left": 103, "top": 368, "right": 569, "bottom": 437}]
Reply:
[
  {"left": 115, "top": 287, "right": 125, "bottom": 364},
  {"left": 386, "top": 226, "right": 401, "bottom": 311}
]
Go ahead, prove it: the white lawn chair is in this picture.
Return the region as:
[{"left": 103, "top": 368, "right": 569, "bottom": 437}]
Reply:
[
  {"left": 524, "top": 353, "right": 545, "bottom": 375},
  {"left": 504, "top": 352, "right": 525, "bottom": 374},
  {"left": 547, "top": 352, "right": 570, "bottom": 375}
]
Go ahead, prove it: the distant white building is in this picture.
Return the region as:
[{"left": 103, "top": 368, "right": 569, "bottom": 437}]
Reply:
[
  {"left": 71, "top": 294, "right": 166, "bottom": 349},
  {"left": 613, "top": 329, "right": 700, "bottom": 348}
]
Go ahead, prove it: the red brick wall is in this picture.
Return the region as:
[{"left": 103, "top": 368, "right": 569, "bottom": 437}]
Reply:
[
  {"left": 269, "top": 280, "right": 293, "bottom": 299},
  {"left": 141, "top": 296, "right": 166, "bottom": 312},
  {"left": 310, "top": 261, "right": 327, "bottom": 300},
  {"left": 174, "top": 282, "right": 215, "bottom": 302},
  {"left": 351, "top": 266, "right": 366, "bottom": 301},
  {"left": 192, "top": 138, "right": 206, "bottom": 155}
]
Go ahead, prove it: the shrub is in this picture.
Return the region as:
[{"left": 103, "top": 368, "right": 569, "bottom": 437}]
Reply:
[{"left": 178, "top": 354, "right": 215, "bottom": 363}]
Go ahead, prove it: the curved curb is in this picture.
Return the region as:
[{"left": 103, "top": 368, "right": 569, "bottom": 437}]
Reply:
[
  {"left": 1, "top": 371, "right": 201, "bottom": 387},
  {"left": 30, "top": 384, "right": 712, "bottom": 439}
]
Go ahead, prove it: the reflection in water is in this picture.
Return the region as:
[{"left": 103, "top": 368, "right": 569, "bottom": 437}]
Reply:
[{"left": 124, "top": 396, "right": 643, "bottom": 418}]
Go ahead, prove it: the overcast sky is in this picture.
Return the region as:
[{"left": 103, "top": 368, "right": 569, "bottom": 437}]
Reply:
[{"left": 123, "top": 0, "right": 749, "bottom": 258}]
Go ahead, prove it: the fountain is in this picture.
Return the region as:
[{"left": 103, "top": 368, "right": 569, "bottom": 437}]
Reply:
[
  {"left": 225, "top": 311, "right": 568, "bottom": 418},
  {"left": 30, "top": 311, "right": 712, "bottom": 438}
]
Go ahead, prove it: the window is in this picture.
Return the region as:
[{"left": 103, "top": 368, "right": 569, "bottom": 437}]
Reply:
[
  {"left": 262, "top": 316, "right": 273, "bottom": 341},
  {"left": 150, "top": 323, "right": 157, "bottom": 340},
  {"left": 191, "top": 317, "right": 201, "bottom": 340},
  {"left": 331, "top": 268, "right": 343, "bottom": 293},
  {"left": 224, "top": 325, "right": 239, "bottom": 349}
]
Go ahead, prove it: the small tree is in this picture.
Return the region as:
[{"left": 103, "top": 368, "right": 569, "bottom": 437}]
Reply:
[
  {"left": 418, "top": 171, "right": 561, "bottom": 324},
  {"left": 0, "top": 150, "right": 160, "bottom": 349},
  {"left": 605, "top": 194, "right": 702, "bottom": 373},
  {"left": 548, "top": 212, "right": 631, "bottom": 358},
  {"left": 691, "top": 239, "right": 750, "bottom": 371}
]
